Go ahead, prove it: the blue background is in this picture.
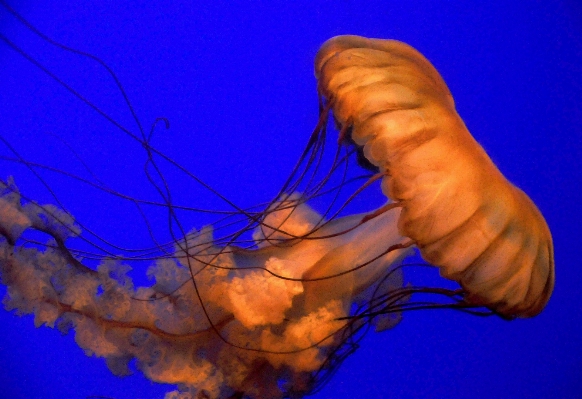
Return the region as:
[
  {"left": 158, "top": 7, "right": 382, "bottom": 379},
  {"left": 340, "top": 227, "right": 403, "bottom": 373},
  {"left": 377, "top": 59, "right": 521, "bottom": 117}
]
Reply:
[{"left": 1, "top": 1, "right": 581, "bottom": 398}]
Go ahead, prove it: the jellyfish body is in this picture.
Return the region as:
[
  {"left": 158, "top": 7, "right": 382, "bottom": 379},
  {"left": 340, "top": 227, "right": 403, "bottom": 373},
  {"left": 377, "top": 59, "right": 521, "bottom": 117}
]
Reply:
[{"left": 315, "top": 35, "right": 554, "bottom": 317}]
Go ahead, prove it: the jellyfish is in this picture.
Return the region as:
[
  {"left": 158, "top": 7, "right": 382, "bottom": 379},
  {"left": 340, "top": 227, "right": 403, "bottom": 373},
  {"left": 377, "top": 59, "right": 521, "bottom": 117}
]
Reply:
[{"left": 0, "top": 5, "right": 554, "bottom": 398}]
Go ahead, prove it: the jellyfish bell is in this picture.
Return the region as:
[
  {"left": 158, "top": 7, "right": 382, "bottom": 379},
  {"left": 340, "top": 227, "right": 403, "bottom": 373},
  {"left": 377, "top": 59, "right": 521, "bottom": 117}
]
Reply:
[{"left": 315, "top": 35, "right": 554, "bottom": 318}]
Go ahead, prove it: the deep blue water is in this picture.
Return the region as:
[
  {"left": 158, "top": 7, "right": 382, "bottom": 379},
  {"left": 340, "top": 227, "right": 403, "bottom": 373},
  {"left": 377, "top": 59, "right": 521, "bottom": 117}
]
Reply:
[{"left": 0, "top": 1, "right": 581, "bottom": 398}]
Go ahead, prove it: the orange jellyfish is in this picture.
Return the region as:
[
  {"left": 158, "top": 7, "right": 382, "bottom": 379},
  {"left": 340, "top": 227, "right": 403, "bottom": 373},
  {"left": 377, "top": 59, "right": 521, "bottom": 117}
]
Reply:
[{"left": 0, "top": 14, "right": 554, "bottom": 398}]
